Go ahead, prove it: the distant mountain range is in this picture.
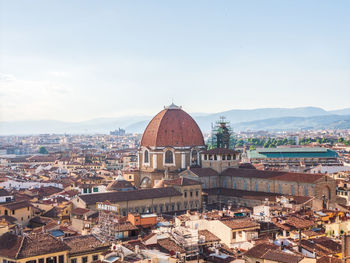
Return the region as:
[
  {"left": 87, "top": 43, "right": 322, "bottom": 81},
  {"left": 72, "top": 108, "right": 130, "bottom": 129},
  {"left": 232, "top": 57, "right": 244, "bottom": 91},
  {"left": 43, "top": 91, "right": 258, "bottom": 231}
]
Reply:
[{"left": 1, "top": 107, "right": 350, "bottom": 135}]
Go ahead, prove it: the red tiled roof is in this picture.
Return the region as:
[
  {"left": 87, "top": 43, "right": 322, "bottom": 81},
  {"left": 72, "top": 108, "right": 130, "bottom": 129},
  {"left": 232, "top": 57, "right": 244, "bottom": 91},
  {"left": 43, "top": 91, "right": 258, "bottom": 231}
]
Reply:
[
  {"left": 164, "top": 177, "right": 201, "bottom": 186},
  {"left": 158, "top": 238, "right": 186, "bottom": 254},
  {"left": 221, "top": 218, "right": 260, "bottom": 230},
  {"left": 78, "top": 187, "right": 182, "bottom": 205},
  {"left": 63, "top": 235, "right": 109, "bottom": 254},
  {"left": 190, "top": 168, "right": 219, "bottom": 177},
  {"left": 71, "top": 207, "right": 91, "bottom": 215},
  {"left": 221, "top": 168, "right": 324, "bottom": 183},
  {"left": 198, "top": 230, "right": 220, "bottom": 242},
  {"left": 140, "top": 107, "right": 205, "bottom": 147},
  {"left": 0, "top": 232, "right": 69, "bottom": 259},
  {"left": 113, "top": 222, "right": 138, "bottom": 232},
  {"left": 106, "top": 180, "right": 135, "bottom": 191},
  {"left": 244, "top": 243, "right": 278, "bottom": 258},
  {"left": 2, "top": 200, "right": 32, "bottom": 210},
  {"left": 262, "top": 250, "right": 303, "bottom": 263}
]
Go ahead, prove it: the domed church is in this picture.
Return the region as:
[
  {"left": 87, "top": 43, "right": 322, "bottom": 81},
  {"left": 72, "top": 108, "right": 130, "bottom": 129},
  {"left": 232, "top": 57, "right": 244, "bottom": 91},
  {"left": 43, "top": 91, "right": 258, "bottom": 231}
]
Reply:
[{"left": 137, "top": 103, "right": 206, "bottom": 187}]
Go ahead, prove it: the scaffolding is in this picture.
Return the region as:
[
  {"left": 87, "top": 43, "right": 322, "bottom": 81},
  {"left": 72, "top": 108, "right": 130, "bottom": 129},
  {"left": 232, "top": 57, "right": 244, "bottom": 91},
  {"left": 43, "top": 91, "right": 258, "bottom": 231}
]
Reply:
[
  {"left": 171, "top": 226, "right": 199, "bottom": 257},
  {"left": 209, "top": 116, "right": 234, "bottom": 149},
  {"left": 94, "top": 202, "right": 120, "bottom": 242}
]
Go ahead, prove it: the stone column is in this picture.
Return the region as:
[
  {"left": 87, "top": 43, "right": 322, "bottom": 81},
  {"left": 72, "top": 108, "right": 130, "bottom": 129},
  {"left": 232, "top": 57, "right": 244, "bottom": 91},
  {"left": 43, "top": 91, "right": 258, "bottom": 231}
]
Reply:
[{"left": 153, "top": 154, "right": 157, "bottom": 169}]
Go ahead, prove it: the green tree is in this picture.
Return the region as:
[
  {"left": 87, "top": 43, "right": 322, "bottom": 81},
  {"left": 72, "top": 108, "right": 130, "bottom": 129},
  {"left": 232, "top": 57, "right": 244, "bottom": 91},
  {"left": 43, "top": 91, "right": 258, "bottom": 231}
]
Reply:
[
  {"left": 249, "top": 145, "right": 256, "bottom": 150},
  {"left": 38, "top": 146, "right": 48, "bottom": 154}
]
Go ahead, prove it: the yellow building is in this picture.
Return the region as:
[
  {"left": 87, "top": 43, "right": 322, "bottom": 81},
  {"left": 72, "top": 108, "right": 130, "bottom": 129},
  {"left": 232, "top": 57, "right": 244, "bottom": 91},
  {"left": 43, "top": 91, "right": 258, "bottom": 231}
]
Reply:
[
  {"left": 0, "top": 232, "right": 70, "bottom": 263},
  {"left": 0, "top": 200, "right": 34, "bottom": 226},
  {"left": 0, "top": 233, "right": 110, "bottom": 263},
  {"left": 72, "top": 177, "right": 202, "bottom": 216}
]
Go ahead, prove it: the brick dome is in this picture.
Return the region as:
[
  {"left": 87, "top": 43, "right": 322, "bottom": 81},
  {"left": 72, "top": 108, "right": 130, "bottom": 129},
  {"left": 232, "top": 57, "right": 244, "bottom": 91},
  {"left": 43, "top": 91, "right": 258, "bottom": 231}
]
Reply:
[{"left": 141, "top": 104, "right": 205, "bottom": 147}]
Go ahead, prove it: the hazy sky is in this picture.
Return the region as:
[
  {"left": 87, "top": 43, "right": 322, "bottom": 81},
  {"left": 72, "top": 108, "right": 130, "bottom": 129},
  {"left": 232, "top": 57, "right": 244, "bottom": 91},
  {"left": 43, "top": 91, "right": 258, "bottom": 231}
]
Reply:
[{"left": 1, "top": 0, "right": 349, "bottom": 122}]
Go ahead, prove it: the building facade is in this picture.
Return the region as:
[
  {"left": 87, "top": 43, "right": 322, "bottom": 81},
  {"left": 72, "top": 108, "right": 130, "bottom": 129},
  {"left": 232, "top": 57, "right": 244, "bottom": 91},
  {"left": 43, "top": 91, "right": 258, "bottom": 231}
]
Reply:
[{"left": 72, "top": 178, "right": 202, "bottom": 216}]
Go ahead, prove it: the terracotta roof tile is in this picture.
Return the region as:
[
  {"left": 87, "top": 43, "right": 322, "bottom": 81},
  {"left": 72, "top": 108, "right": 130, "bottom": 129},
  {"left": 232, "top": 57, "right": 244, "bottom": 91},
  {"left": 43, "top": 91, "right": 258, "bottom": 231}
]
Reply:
[
  {"left": 221, "top": 168, "right": 324, "bottom": 183},
  {"left": 63, "top": 235, "right": 109, "bottom": 254},
  {"left": 244, "top": 243, "right": 278, "bottom": 258},
  {"left": 2, "top": 200, "right": 32, "bottom": 210},
  {"left": 262, "top": 250, "right": 303, "bottom": 263},
  {"left": 78, "top": 187, "right": 182, "bottom": 205},
  {"left": 190, "top": 168, "right": 219, "bottom": 177},
  {"left": 198, "top": 230, "right": 220, "bottom": 242},
  {"left": 0, "top": 232, "right": 69, "bottom": 259},
  {"left": 164, "top": 177, "right": 201, "bottom": 186},
  {"left": 141, "top": 107, "right": 205, "bottom": 147},
  {"left": 158, "top": 238, "right": 185, "bottom": 254},
  {"left": 221, "top": 218, "right": 260, "bottom": 230}
]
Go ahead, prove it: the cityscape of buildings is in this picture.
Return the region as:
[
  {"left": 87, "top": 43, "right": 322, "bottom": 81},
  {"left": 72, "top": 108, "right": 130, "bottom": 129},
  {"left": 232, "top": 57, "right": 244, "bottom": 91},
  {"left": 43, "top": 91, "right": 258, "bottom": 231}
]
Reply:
[
  {"left": 1, "top": 1, "right": 350, "bottom": 262},
  {"left": 1, "top": 104, "right": 350, "bottom": 262}
]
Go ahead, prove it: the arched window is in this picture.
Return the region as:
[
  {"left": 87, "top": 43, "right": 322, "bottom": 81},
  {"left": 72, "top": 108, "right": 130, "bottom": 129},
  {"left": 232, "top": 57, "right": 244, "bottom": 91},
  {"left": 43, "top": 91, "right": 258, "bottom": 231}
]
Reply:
[
  {"left": 291, "top": 185, "right": 295, "bottom": 196},
  {"left": 165, "top": 150, "right": 173, "bottom": 164},
  {"left": 144, "top": 150, "right": 149, "bottom": 163}
]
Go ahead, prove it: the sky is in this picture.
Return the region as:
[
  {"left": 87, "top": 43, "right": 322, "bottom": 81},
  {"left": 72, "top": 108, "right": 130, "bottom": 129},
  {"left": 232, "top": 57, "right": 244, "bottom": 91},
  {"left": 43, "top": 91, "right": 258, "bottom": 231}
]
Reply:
[{"left": 0, "top": 0, "right": 349, "bottom": 122}]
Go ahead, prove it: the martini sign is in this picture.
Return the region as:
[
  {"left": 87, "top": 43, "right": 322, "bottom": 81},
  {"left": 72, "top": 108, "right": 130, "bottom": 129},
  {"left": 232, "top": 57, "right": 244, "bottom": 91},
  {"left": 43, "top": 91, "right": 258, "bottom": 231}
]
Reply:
[{"left": 97, "top": 202, "right": 119, "bottom": 212}]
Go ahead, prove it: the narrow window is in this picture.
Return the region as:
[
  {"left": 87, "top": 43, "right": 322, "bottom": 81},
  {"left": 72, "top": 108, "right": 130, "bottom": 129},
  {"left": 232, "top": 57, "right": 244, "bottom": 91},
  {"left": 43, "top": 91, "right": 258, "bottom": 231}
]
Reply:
[{"left": 144, "top": 150, "right": 149, "bottom": 163}]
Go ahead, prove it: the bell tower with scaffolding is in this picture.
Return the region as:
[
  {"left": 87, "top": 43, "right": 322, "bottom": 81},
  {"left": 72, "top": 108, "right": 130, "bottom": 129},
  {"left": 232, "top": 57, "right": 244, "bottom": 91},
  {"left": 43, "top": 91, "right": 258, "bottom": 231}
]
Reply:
[{"left": 210, "top": 116, "right": 234, "bottom": 149}]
